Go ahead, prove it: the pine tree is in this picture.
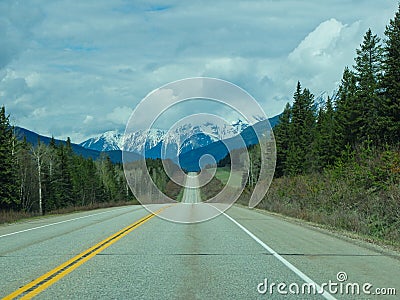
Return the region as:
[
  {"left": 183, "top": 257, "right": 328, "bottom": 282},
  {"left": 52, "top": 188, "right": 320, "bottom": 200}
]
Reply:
[
  {"left": 285, "top": 82, "right": 317, "bottom": 175},
  {"left": 274, "top": 102, "right": 291, "bottom": 177},
  {"left": 353, "top": 29, "right": 383, "bottom": 144},
  {"left": 335, "top": 67, "right": 358, "bottom": 148},
  {"left": 381, "top": 4, "right": 400, "bottom": 144},
  {"left": 57, "top": 142, "right": 74, "bottom": 208},
  {"left": 316, "top": 97, "right": 336, "bottom": 168},
  {"left": 0, "top": 106, "right": 18, "bottom": 209}
]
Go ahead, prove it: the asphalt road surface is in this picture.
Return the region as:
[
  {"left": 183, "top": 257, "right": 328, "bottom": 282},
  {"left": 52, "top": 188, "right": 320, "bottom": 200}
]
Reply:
[
  {"left": 181, "top": 172, "right": 202, "bottom": 204},
  {"left": 1, "top": 190, "right": 399, "bottom": 299}
]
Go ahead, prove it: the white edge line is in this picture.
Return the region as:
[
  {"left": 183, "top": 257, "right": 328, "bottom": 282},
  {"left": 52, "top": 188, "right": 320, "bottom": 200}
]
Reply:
[
  {"left": 0, "top": 206, "right": 132, "bottom": 239},
  {"left": 222, "top": 210, "right": 337, "bottom": 300}
]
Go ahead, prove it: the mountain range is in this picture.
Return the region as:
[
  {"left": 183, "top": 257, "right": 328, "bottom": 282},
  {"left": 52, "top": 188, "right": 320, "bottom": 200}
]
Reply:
[
  {"left": 14, "top": 114, "right": 281, "bottom": 170},
  {"left": 79, "top": 119, "right": 251, "bottom": 153}
]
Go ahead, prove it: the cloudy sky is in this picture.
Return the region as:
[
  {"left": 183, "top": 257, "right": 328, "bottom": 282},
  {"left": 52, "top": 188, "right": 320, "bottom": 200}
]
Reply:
[{"left": 0, "top": 0, "right": 398, "bottom": 143}]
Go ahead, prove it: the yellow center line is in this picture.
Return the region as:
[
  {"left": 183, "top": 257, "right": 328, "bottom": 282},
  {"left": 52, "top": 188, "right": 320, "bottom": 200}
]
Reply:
[{"left": 3, "top": 206, "right": 168, "bottom": 300}]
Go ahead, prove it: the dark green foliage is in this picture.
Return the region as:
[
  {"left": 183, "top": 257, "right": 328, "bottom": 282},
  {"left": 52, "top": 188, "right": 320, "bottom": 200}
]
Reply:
[
  {"left": 257, "top": 6, "right": 400, "bottom": 244},
  {"left": 0, "top": 106, "right": 18, "bottom": 208},
  {"left": 381, "top": 4, "right": 400, "bottom": 144},
  {"left": 0, "top": 116, "right": 136, "bottom": 215},
  {"left": 315, "top": 97, "right": 337, "bottom": 168},
  {"left": 334, "top": 67, "right": 358, "bottom": 148},
  {"left": 274, "top": 103, "right": 291, "bottom": 177},
  {"left": 353, "top": 29, "right": 383, "bottom": 144},
  {"left": 286, "top": 83, "right": 317, "bottom": 175}
]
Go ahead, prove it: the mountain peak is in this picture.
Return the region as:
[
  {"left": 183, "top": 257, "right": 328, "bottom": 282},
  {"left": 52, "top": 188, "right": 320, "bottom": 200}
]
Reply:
[
  {"left": 80, "top": 130, "right": 123, "bottom": 152},
  {"left": 79, "top": 120, "right": 251, "bottom": 156}
]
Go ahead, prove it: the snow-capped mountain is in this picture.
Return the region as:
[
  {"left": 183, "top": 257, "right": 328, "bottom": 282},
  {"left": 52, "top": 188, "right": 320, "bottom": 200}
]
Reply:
[
  {"left": 314, "top": 91, "right": 329, "bottom": 111},
  {"left": 79, "top": 130, "right": 123, "bottom": 152},
  {"left": 79, "top": 120, "right": 250, "bottom": 157},
  {"left": 122, "top": 128, "right": 166, "bottom": 153}
]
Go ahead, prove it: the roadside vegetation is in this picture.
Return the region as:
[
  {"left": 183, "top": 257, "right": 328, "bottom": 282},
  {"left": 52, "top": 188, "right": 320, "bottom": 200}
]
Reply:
[
  {"left": 146, "top": 158, "right": 183, "bottom": 200},
  {"left": 199, "top": 170, "right": 226, "bottom": 201},
  {"left": 226, "top": 6, "right": 400, "bottom": 246},
  {"left": 0, "top": 109, "right": 138, "bottom": 224}
]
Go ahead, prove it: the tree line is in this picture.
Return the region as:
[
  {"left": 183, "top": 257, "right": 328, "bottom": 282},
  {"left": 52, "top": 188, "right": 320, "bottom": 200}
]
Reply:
[
  {"left": 240, "top": 5, "right": 399, "bottom": 243},
  {"left": 0, "top": 108, "right": 135, "bottom": 217},
  {"left": 274, "top": 6, "right": 399, "bottom": 177}
]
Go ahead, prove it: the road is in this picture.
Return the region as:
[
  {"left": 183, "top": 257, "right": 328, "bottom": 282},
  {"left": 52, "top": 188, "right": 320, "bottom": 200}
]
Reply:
[
  {"left": 181, "top": 172, "right": 202, "bottom": 204},
  {"left": 1, "top": 181, "right": 399, "bottom": 299}
]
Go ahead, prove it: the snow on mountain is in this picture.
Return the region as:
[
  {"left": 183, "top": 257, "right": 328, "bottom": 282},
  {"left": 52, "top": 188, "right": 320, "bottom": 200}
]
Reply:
[
  {"left": 79, "top": 130, "right": 123, "bottom": 152},
  {"left": 161, "top": 120, "right": 249, "bottom": 154},
  {"left": 80, "top": 120, "right": 250, "bottom": 157},
  {"left": 314, "top": 91, "right": 329, "bottom": 111},
  {"left": 122, "top": 128, "right": 166, "bottom": 153}
]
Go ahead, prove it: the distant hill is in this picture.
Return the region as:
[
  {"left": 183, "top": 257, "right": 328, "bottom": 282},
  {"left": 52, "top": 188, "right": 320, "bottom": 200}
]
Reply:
[
  {"left": 13, "top": 112, "right": 281, "bottom": 168},
  {"left": 13, "top": 127, "right": 141, "bottom": 163}
]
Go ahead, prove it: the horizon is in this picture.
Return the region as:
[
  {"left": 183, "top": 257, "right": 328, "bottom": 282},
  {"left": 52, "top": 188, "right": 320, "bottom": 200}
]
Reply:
[{"left": 14, "top": 111, "right": 280, "bottom": 145}]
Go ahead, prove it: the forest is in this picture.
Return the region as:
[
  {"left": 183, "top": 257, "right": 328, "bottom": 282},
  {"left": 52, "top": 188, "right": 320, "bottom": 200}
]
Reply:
[
  {"left": 0, "top": 113, "right": 136, "bottom": 222},
  {"left": 242, "top": 5, "right": 400, "bottom": 245}
]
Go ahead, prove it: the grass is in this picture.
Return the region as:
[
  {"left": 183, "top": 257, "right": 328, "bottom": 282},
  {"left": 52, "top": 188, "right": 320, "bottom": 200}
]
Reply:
[
  {"left": 0, "top": 200, "right": 139, "bottom": 225},
  {"left": 214, "top": 167, "right": 230, "bottom": 185},
  {"left": 253, "top": 172, "right": 400, "bottom": 248}
]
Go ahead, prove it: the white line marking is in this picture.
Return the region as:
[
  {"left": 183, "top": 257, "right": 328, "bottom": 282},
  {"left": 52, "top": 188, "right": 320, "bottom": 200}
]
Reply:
[
  {"left": 0, "top": 206, "right": 134, "bottom": 239},
  {"left": 222, "top": 211, "right": 337, "bottom": 300}
]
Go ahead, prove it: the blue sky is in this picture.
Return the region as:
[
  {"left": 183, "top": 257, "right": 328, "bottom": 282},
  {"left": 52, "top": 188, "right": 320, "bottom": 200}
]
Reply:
[{"left": 0, "top": 0, "right": 398, "bottom": 142}]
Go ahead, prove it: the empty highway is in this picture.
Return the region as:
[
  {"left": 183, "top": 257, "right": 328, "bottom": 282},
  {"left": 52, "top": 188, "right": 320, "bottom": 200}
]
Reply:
[{"left": 1, "top": 184, "right": 399, "bottom": 299}]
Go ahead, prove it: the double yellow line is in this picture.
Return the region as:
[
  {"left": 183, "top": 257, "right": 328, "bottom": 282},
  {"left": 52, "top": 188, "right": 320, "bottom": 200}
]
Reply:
[{"left": 4, "top": 208, "right": 164, "bottom": 299}]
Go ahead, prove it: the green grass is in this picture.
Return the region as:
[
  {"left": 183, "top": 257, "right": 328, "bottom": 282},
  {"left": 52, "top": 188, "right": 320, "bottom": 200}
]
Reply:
[
  {"left": 214, "top": 167, "right": 243, "bottom": 187},
  {"left": 214, "top": 167, "right": 230, "bottom": 185}
]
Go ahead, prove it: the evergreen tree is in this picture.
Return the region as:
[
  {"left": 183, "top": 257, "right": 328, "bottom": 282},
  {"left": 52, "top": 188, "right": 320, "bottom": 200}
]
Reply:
[
  {"left": 335, "top": 67, "right": 358, "bottom": 148},
  {"left": 0, "top": 106, "right": 18, "bottom": 209},
  {"left": 316, "top": 97, "right": 336, "bottom": 168},
  {"left": 381, "top": 4, "right": 400, "bottom": 144},
  {"left": 353, "top": 29, "right": 383, "bottom": 144},
  {"left": 274, "top": 102, "right": 291, "bottom": 177},
  {"left": 57, "top": 142, "right": 74, "bottom": 207},
  {"left": 45, "top": 141, "right": 74, "bottom": 211},
  {"left": 286, "top": 82, "right": 317, "bottom": 175}
]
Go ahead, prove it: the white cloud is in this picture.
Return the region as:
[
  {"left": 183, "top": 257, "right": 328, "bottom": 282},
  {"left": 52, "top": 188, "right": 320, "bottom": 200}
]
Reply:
[
  {"left": 32, "top": 107, "right": 46, "bottom": 118},
  {"left": 0, "top": 0, "right": 398, "bottom": 142},
  {"left": 284, "top": 18, "right": 362, "bottom": 94},
  {"left": 289, "top": 19, "right": 346, "bottom": 66},
  {"left": 106, "top": 106, "right": 132, "bottom": 126},
  {"left": 83, "top": 115, "right": 93, "bottom": 124}
]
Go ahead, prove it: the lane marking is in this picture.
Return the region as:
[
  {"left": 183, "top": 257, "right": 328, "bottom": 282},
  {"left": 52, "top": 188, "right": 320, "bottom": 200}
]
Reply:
[
  {"left": 3, "top": 207, "right": 166, "bottom": 300},
  {"left": 222, "top": 211, "right": 337, "bottom": 300},
  {"left": 0, "top": 206, "right": 133, "bottom": 239}
]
